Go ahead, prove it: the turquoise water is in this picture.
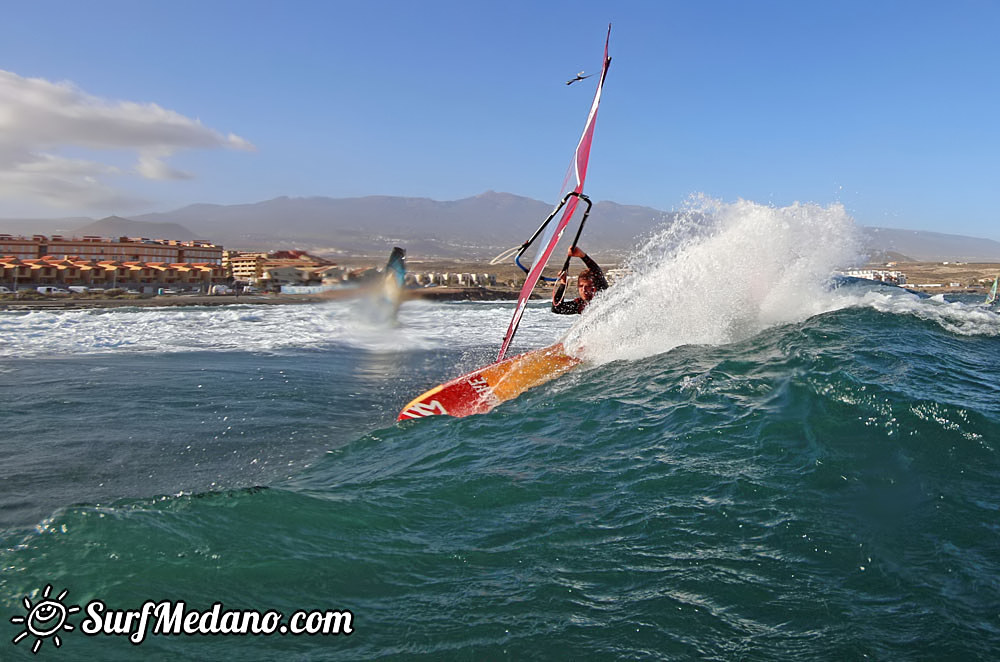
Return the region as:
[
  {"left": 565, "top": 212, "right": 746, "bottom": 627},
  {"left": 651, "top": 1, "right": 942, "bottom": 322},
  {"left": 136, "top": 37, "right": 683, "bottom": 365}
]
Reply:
[
  {"left": 3, "top": 200, "right": 999, "bottom": 659},
  {"left": 2, "top": 295, "right": 998, "bottom": 660}
]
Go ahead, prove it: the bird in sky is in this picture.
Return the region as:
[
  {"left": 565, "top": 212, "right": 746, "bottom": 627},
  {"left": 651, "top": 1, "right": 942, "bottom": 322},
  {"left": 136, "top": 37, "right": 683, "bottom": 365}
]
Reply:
[{"left": 565, "top": 71, "right": 592, "bottom": 85}]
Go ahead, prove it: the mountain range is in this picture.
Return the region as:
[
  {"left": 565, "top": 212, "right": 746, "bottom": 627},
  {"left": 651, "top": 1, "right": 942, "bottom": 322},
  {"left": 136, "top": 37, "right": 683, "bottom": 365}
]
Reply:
[{"left": 2, "top": 191, "right": 999, "bottom": 262}]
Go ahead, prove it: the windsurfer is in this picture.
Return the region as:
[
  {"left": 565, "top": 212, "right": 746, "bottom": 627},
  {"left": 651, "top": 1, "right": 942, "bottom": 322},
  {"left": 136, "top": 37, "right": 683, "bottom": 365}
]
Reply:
[{"left": 551, "top": 246, "right": 608, "bottom": 314}]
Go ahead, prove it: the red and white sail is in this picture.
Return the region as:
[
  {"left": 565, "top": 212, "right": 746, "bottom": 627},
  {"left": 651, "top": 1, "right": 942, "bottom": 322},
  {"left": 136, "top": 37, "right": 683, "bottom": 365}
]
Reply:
[{"left": 497, "top": 25, "right": 612, "bottom": 361}]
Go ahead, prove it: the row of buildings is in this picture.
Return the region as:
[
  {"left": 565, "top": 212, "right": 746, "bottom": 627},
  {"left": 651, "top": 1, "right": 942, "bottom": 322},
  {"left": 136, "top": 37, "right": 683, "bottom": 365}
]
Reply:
[
  {"left": 843, "top": 266, "right": 999, "bottom": 289},
  {"left": 0, "top": 234, "right": 511, "bottom": 294},
  {"left": 223, "top": 251, "right": 502, "bottom": 290},
  {"left": 409, "top": 272, "right": 496, "bottom": 287},
  {"left": 843, "top": 268, "right": 908, "bottom": 285},
  {"left": 0, "top": 234, "right": 222, "bottom": 264},
  {"left": 0, "top": 255, "right": 226, "bottom": 290},
  {"left": 0, "top": 235, "right": 226, "bottom": 291}
]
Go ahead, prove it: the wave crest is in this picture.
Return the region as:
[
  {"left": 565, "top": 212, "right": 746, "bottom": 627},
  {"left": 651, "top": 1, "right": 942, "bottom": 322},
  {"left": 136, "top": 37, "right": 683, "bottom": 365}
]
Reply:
[{"left": 565, "top": 196, "right": 862, "bottom": 363}]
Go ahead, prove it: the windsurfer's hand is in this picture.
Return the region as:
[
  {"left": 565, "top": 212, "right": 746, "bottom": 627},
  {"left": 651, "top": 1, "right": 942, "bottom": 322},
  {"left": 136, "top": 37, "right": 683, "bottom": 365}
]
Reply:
[{"left": 568, "top": 246, "right": 586, "bottom": 259}]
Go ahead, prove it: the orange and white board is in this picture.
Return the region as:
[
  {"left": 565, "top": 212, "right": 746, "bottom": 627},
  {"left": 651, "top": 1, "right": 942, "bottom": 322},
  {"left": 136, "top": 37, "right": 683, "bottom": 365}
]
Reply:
[{"left": 397, "top": 343, "right": 580, "bottom": 420}]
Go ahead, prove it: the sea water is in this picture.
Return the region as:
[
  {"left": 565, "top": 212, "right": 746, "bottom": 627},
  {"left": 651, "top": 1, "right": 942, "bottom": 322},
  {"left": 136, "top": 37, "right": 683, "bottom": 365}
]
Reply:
[{"left": 1, "top": 199, "right": 998, "bottom": 660}]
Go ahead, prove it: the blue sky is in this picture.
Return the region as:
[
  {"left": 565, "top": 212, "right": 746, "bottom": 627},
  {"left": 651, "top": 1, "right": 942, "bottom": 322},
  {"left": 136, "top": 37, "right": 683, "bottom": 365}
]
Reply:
[{"left": 1, "top": 1, "right": 998, "bottom": 238}]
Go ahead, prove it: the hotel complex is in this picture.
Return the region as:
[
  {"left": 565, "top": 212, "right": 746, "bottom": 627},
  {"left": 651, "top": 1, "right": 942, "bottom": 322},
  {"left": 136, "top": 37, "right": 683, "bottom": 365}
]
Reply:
[
  {"left": 0, "top": 234, "right": 226, "bottom": 291},
  {"left": 2, "top": 234, "right": 511, "bottom": 294},
  {"left": 0, "top": 234, "right": 222, "bottom": 263},
  {"left": 0, "top": 236, "right": 356, "bottom": 293}
]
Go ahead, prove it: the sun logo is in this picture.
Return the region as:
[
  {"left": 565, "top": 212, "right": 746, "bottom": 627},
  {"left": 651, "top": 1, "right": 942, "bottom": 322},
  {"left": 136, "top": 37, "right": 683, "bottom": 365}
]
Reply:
[{"left": 10, "top": 584, "right": 80, "bottom": 654}]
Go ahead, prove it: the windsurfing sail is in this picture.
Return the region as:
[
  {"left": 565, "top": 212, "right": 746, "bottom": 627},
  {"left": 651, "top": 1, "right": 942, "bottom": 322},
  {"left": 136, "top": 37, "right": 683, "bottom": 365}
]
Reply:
[
  {"left": 355, "top": 246, "right": 407, "bottom": 325},
  {"left": 496, "top": 25, "right": 612, "bottom": 361},
  {"left": 384, "top": 246, "right": 406, "bottom": 291},
  {"left": 987, "top": 276, "right": 998, "bottom": 305},
  {"left": 375, "top": 246, "right": 407, "bottom": 322}
]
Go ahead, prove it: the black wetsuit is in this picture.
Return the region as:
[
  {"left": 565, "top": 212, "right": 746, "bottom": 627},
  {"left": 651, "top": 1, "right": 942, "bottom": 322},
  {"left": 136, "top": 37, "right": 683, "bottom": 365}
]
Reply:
[{"left": 551, "top": 254, "right": 609, "bottom": 315}]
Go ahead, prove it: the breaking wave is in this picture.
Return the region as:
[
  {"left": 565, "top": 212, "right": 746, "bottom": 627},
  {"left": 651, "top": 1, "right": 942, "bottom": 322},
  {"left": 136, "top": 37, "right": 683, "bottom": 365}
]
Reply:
[{"left": 565, "top": 197, "right": 999, "bottom": 362}]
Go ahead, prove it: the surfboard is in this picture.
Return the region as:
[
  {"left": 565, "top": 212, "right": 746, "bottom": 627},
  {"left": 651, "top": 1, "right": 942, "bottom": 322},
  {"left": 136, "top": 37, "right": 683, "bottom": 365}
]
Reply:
[{"left": 397, "top": 343, "right": 580, "bottom": 420}]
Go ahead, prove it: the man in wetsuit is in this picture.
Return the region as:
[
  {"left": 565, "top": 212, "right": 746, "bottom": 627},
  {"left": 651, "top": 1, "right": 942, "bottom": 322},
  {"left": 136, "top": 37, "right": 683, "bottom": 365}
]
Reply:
[{"left": 551, "top": 246, "right": 609, "bottom": 314}]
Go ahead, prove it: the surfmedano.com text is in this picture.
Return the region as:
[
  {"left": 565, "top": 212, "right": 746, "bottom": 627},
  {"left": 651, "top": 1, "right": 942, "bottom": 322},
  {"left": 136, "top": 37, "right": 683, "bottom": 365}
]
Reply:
[{"left": 81, "top": 599, "right": 354, "bottom": 644}]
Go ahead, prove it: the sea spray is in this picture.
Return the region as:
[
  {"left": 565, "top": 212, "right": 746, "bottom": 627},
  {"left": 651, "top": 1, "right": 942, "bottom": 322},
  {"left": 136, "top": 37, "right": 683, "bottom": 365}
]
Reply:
[{"left": 564, "top": 197, "right": 862, "bottom": 363}]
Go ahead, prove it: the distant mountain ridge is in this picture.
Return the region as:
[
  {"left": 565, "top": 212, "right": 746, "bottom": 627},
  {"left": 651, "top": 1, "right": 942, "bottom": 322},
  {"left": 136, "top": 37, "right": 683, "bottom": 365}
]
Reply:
[
  {"left": 71, "top": 215, "right": 204, "bottom": 242},
  {"left": 859, "top": 227, "right": 1000, "bottom": 262},
  {"left": 1, "top": 192, "right": 998, "bottom": 261},
  {"left": 128, "top": 191, "right": 674, "bottom": 258}
]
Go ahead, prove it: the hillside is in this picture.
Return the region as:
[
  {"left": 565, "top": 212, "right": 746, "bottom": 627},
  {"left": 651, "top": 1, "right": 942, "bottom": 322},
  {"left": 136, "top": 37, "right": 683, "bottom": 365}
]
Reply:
[
  {"left": 860, "top": 227, "right": 1000, "bottom": 262},
  {"left": 128, "top": 191, "right": 673, "bottom": 258},
  {"left": 1, "top": 193, "right": 998, "bottom": 261},
  {"left": 71, "top": 216, "right": 204, "bottom": 242}
]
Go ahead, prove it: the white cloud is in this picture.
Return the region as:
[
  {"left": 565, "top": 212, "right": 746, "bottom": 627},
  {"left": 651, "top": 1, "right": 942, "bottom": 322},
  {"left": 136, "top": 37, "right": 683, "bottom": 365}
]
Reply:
[
  {"left": 0, "top": 69, "right": 254, "bottom": 212},
  {"left": 136, "top": 150, "right": 194, "bottom": 181}
]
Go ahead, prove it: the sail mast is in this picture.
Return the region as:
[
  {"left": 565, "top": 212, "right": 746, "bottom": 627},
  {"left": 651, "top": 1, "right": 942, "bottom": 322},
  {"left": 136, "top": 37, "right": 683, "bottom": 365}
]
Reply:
[{"left": 496, "top": 25, "right": 612, "bottom": 361}]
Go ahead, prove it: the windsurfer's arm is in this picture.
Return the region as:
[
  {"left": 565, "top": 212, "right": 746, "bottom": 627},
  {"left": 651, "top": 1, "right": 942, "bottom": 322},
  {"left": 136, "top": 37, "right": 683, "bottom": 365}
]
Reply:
[
  {"left": 552, "top": 271, "right": 584, "bottom": 315},
  {"left": 552, "top": 271, "right": 568, "bottom": 309},
  {"left": 551, "top": 271, "right": 583, "bottom": 313},
  {"left": 552, "top": 298, "right": 584, "bottom": 314},
  {"left": 579, "top": 252, "right": 609, "bottom": 292}
]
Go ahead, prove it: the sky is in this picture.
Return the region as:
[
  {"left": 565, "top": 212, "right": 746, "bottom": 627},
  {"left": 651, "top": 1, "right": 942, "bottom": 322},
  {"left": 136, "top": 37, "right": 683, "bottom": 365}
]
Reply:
[{"left": 1, "top": 0, "right": 998, "bottom": 238}]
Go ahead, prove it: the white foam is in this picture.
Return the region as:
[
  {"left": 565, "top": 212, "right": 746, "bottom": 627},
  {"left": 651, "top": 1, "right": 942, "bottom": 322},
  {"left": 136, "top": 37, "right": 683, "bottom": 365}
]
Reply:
[
  {"left": 0, "top": 299, "right": 573, "bottom": 359},
  {"left": 857, "top": 290, "right": 1000, "bottom": 337},
  {"left": 563, "top": 196, "right": 863, "bottom": 363}
]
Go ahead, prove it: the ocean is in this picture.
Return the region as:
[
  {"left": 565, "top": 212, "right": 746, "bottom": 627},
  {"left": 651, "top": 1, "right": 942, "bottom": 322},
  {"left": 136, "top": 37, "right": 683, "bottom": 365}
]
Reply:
[{"left": 2, "top": 199, "right": 999, "bottom": 660}]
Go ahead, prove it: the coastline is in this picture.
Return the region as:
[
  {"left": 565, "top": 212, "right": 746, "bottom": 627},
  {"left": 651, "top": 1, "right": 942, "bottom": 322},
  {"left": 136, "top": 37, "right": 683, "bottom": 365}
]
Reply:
[
  {"left": 1, "top": 281, "right": 992, "bottom": 312},
  {"left": 3, "top": 256, "right": 995, "bottom": 312}
]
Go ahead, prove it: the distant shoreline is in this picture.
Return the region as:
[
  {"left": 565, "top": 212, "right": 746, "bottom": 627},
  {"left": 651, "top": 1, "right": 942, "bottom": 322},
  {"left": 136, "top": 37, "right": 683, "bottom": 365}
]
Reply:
[
  {"left": 1, "top": 282, "right": 993, "bottom": 311},
  {"left": 3, "top": 258, "right": 995, "bottom": 312}
]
